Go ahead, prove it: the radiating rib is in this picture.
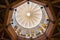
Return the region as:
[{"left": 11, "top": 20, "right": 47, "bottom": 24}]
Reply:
[
  {"left": 29, "top": 19, "right": 34, "bottom": 27},
  {"left": 11, "top": 1, "right": 49, "bottom": 38},
  {"left": 32, "top": 5, "right": 38, "bottom": 10},
  {"left": 33, "top": 9, "right": 40, "bottom": 12},
  {"left": 33, "top": 12, "right": 41, "bottom": 15},
  {"left": 31, "top": 2, "right": 36, "bottom": 10},
  {"left": 15, "top": 1, "right": 42, "bottom": 28},
  {"left": 33, "top": 15, "right": 40, "bottom": 19}
]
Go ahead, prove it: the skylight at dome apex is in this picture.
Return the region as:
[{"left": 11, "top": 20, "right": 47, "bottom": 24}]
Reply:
[{"left": 11, "top": 1, "right": 49, "bottom": 38}]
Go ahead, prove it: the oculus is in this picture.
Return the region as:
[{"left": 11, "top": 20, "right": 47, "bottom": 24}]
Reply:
[{"left": 11, "top": 1, "right": 49, "bottom": 38}]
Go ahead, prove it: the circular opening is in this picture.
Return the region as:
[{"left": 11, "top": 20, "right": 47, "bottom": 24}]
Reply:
[
  {"left": 11, "top": 1, "right": 49, "bottom": 38},
  {"left": 26, "top": 12, "right": 31, "bottom": 17}
]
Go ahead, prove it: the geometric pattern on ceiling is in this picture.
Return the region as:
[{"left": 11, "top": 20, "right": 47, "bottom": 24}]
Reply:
[
  {"left": 11, "top": 1, "right": 49, "bottom": 38},
  {"left": 0, "top": 0, "right": 60, "bottom": 40}
]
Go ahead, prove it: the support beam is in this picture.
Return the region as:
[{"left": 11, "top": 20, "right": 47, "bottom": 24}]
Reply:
[
  {"left": 0, "top": 5, "right": 6, "bottom": 8},
  {"left": 58, "top": 22, "right": 60, "bottom": 26},
  {"left": 10, "top": 0, "right": 23, "bottom": 7},
  {"left": 43, "top": 1, "right": 57, "bottom": 38},
  {"left": 2, "top": 6, "right": 17, "bottom": 40},
  {"left": 47, "top": 19, "right": 55, "bottom": 24},
  {"left": 0, "top": 18, "right": 3, "bottom": 24},
  {"left": 57, "top": 12, "right": 60, "bottom": 25},
  {"left": 5, "top": 0, "right": 9, "bottom": 6},
  {"left": 2, "top": 8, "right": 10, "bottom": 27},
  {"left": 53, "top": 5, "right": 60, "bottom": 8},
  {"left": 10, "top": 0, "right": 27, "bottom": 8},
  {"left": 57, "top": 27, "right": 60, "bottom": 32},
  {"left": 2, "top": 8, "right": 12, "bottom": 39},
  {"left": 52, "top": 0, "right": 60, "bottom": 4},
  {"left": 4, "top": 28, "right": 13, "bottom": 40},
  {"left": 52, "top": 32, "right": 60, "bottom": 37},
  {"left": 0, "top": 28, "right": 3, "bottom": 32},
  {"left": 57, "top": 12, "right": 60, "bottom": 17},
  {"left": 0, "top": 23, "right": 2, "bottom": 27},
  {"left": 58, "top": 18, "right": 60, "bottom": 26}
]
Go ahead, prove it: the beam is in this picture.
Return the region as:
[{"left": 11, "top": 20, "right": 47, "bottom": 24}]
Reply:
[
  {"left": 2, "top": 8, "right": 12, "bottom": 39},
  {"left": 0, "top": 19, "right": 3, "bottom": 24},
  {"left": 58, "top": 18, "right": 60, "bottom": 26},
  {"left": 2, "top": 7, "right": 16, "bottom": 40},
  {"left": 2, "top": 8, "right": 10, "bottom": 27},
  {"left": 57, "top": 12, "right": 60, "bottom": 18},
  {"left": 52, "top": 0, "right": 60, "bottom": 4},
  {"left": 43, "top": 1, "right": 58, "bottom": 38},
  {"left": 57, "top": 12, "right": 60, "bottom": 25},
  {"left": 0, "top": 23, "right": 2, "bottom": 27},
  {"left": 57, "top": 27, "right": 60, "bottom": 32},
  {"left": 10, "top": 0, "right": 23, "bottom": 7},
  {"left": 0, "top": 28, "right": 3, "bottom": 32},
  {"left": 5, "top": 0, "right": 9, "bottom": 6},
  {"left": 0, "top": 5, "right": 6, "bottom": 8},
  {"left": 52, "top": 32, "right": 60, "bottom": 37},
  {"left": 53, "top": 5, "right": 60, "bottom": 8},
  {"left": 10, "top": 0, "right": 27, "bottom": 8},
  {"left": 58, "top": 22, "right": 60, "bottom": 26},
  {"left": 4, "top": 28, "right": 13, "bottom": 40}
]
